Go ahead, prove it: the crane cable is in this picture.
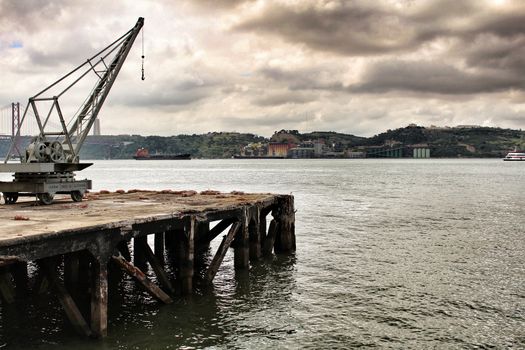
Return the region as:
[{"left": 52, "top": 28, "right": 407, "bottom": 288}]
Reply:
[{"left": 141, "top": 27, "right": 145, "bottom": 81}]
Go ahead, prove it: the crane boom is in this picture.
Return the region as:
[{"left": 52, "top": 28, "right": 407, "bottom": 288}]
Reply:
[{"left": 67, "top": 17, "right": 144, "bottom": 158}]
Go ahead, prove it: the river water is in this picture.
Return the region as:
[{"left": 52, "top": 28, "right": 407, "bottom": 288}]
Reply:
[{"left": 1, "top": 159, "right": 524, "bottom": 349}]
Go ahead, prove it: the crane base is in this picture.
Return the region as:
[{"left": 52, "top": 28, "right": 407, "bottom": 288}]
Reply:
[{"left": 0, "top": 172, "right": 92, "bottom": 204}]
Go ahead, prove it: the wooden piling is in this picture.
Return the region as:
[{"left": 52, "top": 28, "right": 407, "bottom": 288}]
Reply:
[
  {"left": 90, "top": 257, "right": 108, "bottom": 338},
  {"left": 248, "top": 211, "right": 261, "bottom": 261},
  {"left": 179, "top": 218, "right": 195, "bottom": 295},
  {"left": 274, "top": 196, "right": 296, "bottom": 254},
  {"left": 234, "top": 210, "right": 250, "bottom": 269},
  {"left": 195, "top": 221, "right": 210, "bottom": 251}
]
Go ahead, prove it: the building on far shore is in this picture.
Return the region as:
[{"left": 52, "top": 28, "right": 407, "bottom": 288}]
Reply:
[
  {"left": 268, "top": 142, "right": 294, "bottom": 157},
  {"left": 346, "top": 151, "right": 366, "bottom": 158}
]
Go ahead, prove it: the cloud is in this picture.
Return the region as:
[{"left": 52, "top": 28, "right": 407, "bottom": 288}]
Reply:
[
  {"left": 221, "top": 112, "right": 312, "bottom": 129},
  {"left": 234, "top": 1, "right": 418, "bottom": 56},
  {"left": 233, "top": 0, "right": 525, "bottom": 60},
  {"left": 459, "top": 34, "right": 525, "bottom": 76},
  {"left": 350, "top": 60, "right": 525, "bottom": 95},
  {"left": 251, "top": 91, "right": 315, "bottom": 106},
  {"left": 26, "top": 32, "right": 97, "bottom": 67},
  {"left": 187, "top": 0, "right": 255, "bottom": 9},
  {"left": 257, "top": 60, "right": 525, "bottom": 97},
  {"left": 0, "top": 0, "right": 70, "bottom": 32},
  {"left": 113, "top": 76, "right": 218, "bottom": 108},
  {"left": 259, "top": 67, "right": 345, "bottom": 91}
]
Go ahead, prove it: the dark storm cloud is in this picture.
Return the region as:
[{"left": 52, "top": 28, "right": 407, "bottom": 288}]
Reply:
[
  {"left": 235, "top": 0, "right": 525, "bottom": 96},
  {"left": 460, "top": 35, "right": 525, "bottom": 76},
  {"left": 350, "top": 60, "right": 525, "bottom": 95},
  {"left": 475, "top": 9, "right": 525, "bottom": 38},
  {"left": 235, "top": 2, "right": 415, "bottom": 55},
  {"left": 258, "top": 60, "right": 525, "bottom": 96},
  {"left": 234, "top": 0, "right": 525, "bottom": 59}
]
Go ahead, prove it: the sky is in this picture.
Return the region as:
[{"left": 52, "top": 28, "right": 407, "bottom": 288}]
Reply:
[{"left": 0, "top": 0, "right": 524, "bottom": 137}]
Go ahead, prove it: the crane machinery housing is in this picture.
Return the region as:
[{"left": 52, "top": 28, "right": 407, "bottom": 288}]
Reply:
[{"left": 0, "top": 17, "right": 144, "bottom": 204}]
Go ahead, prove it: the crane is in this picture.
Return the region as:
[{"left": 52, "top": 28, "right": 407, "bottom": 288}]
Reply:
[{"left": 0, "top": 17, "right": 144, "bottom": 204}]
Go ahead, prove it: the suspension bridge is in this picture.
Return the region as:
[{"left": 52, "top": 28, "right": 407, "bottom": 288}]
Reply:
[{"left": 0, "top": 102, "right": 39, "bottom": 140}]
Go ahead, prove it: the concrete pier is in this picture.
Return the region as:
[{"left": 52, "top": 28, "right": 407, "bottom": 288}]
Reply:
[{"left": 0, "top": 190, "right": 295, "bottom": 338}]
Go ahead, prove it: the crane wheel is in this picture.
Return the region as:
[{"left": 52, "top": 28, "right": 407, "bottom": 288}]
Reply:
[
  {"left": 71, "top": 191, "right": 84, "bottom": 202},
  {"left": 37, "top": 193, "right": 54, "bottom": 205},
  {"left": 3, "top": 192, "right": 18, "bottom": 204}
]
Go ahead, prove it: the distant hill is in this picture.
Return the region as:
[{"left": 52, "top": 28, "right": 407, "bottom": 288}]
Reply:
[
  {"left": 364, "top": 126, "right": 523, "bottom": 157},
  {"left": 78, "top": 132, "right": 266, "bottom": 159},
  {"left": 300, "top": 131, "right": 366, "bottom": 147},
  {"left": 0, "top": 126, "right": 522, "bottom": 159}
]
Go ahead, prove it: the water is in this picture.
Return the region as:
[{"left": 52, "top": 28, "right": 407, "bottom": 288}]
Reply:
[{"left": 1, "top": 159, "right": 524, "bottom": 349}]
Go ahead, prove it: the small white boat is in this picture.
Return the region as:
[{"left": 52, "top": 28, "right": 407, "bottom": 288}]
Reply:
[{"left": 503, "top": 151, "right": 525, "bottom": 161}]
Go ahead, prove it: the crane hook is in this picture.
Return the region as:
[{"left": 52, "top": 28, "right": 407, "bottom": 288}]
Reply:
[
  {"left": 141, "top": 27, "right": 145, "bottom": 81},
  {"left": 141, "top": 55, "right": 145, "bottom": 81}
]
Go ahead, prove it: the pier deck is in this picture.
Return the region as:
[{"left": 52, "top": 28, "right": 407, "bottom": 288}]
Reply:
[{"left": 0, "top": 190, "right": 295, "bottom": 338}]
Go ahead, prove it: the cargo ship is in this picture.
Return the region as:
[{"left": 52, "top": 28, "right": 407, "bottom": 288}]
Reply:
[
  {"left": 233, "top": 155, "right": 285, "bottom": 159},
  {"left": 134, "top": 148, "right": 191, "bottom": 160}
]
